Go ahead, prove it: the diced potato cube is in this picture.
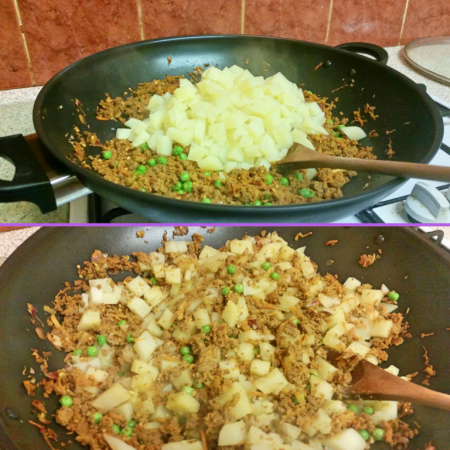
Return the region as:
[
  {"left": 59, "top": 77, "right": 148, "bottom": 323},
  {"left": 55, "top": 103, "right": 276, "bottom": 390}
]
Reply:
[
  {"left": 128, "top": 296, "right": 152, "bottom": 318},
  {"left": 85, "top": 366, "right": 109, "bottom": 383},
  {"left": 272, "top": 123, "right": 294, "bottom": 150},
  {"left": 157, "top": 309, "right": 173, "bottom": 330},
  {"left": 230, "top": 239, "right": 253, "bottom": 255},
  {"left": 371, "top": 319, "right": 394, "bottom": 338},
  {"left": 193, "top": 309, "right": 211, "bottom": 329},
  {"left": 316, "top": 357, "right": 338, "bottom": 381},
  {"left": 260, "top": 342, "right": 275, "bottom": 362},
  {"left": 197, "top": 155, "right": 224, "bottom": 171},
  {"left": 89, "top": 286, "right": 103, "bottom": 304},
  {"left": 239, "top": 330, "right": 260, "bottom": 343},
  {"left": 104, "top": 434, "right": 137, "bottom": 450},
  {"left": 250, "top": 360, "right": 271, "bottom": 377},
  {"left": 131, "top": 372, "right": 154, "bottom": 393},
  {"left": 172, "top": 369, "right": 194, "bottom": 390},
  {"left": 218, "top": 382, "right": 252, "bottom": 419},
  {"left": 222, "top": 300, "right": 240, "bottom": 328},
  {"left": 324, "top": 428, "right": 367, "bottom": 450},
  {"left": 219, "top": 360, "right": 240, "bottom": 380},
  {"left": 77, "top": 310, "right": 101, "bottom": 331},
  {"left": 115, "top": 401, "right": 134, "bottom": 422},
  {"left": 218, "top": 421, "right": 247, "bottom": 446},
  {"left": 323, "top": 333, "right": 346, "bottom": 352},
  {"left": 237, "top": 297, "right": 249, "bottom": 322},
  {"left": 254, "top": 368, "right": 288, "bottom": 395},
  {"left": 143, "top": 287, "right": 165, "bottom": 308},
  {"left": 162, "top": 440, "right": 202, "bottom": 450},
  {"left": 311, "top": 409, "right": 332, "bottom": 434},
  {"left": 127, "top": 276, "right": 151, "bottom": 297},
  {"left": 279, "top": 294, "right": 300, "bottom": 312},
  {"left": 237, "top": 342, "right": 255, "bottom": 362},
  {"left": 344, "top": 277, "right": 361, "bottom": 291},
  {"left": 278, "top": 422, "right": 301, "bottom": 444},
  {"left": 346, "top": 341, "right": 370, "bottom": 357},
  {"left": 310, "top": 377, "right": 333, "bottom": 401},
  {"left": 165, "top": 268, "right": 182, "bottom": 284},
  {"left": 360, "top": 289, "right": 383, "bottom": 307},
  {"left": 92, "top": 383, "right": 131, "bottom": 413},
  {"left": 134, "top": 331, "right": 157, "bottom": 362},
  {"left": 131, "top": 360, "right": 159, "bottom": 379},
  {"left": 166, "top": 392, "right": 200, "bottom": 415}
]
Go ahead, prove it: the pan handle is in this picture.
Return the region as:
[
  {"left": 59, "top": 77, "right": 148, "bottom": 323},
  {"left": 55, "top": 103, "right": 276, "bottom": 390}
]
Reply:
[
  {"left": 335, "top": 42, "right": 389, "bottom": 65},
  {"left": 0, "top": 134, "right": 57, "bottom": 213}
]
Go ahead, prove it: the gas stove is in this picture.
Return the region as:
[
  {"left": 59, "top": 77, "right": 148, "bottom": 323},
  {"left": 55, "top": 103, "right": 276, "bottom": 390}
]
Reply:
[{"left": 81, "top": 93, "right": 450, "bottom": 224}]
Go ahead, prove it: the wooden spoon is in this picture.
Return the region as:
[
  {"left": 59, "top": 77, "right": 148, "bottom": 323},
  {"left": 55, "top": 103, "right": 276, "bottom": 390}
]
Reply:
[
  {"left": 341, "top": 359, "right": 450, "bottom": 411},
  {"left": 277, "top": 143, "right": 450, "bottom": 182}
]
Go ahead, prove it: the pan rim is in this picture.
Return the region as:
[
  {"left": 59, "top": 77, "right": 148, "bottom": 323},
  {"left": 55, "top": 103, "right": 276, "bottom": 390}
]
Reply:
[{"left": 33, "top": 35, "right": 444, "bottom": 215}]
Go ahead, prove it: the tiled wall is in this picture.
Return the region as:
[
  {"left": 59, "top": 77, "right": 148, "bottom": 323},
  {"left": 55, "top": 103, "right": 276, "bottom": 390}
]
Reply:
[{"left": 1, "top": 0, "right": 449, "bottom": 90}]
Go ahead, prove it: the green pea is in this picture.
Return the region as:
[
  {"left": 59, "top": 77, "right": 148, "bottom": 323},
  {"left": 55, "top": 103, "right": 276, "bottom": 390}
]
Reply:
[
  {"left": 291, "top": 316, "right": 299, "bottom": 326},
  {"left": 118, "top": 372, "right": 127, "bottom": 377},
  {"left": 180, "top": 172, "right": 190, "bottom": 182},
  {"left": 183, "top": 181, "right": 193, "bottom": 193},
  {"left": 102, "top": 151, "right": 112, "bottom": 160},
  {"left": 227, "top": 265, "right": 236, "bottom": 274},
  {"left": 182, "top": 386, "right": 194, "bottom": 395},
  {"left": 201, "top": 325, "right": 211, "bottom": 334},
  {"left": 388, "top": 292, "right": 399, "bottom": 302},
  {"left": 60, "top": 396, "right": 73, "bottom": 407},
  {"left": 148, "top": 158, "right": 156, "bottom": 167},
  {"left": 97, "top": 335, "right": 107, "bottom": 346},
  {"left": 280, "top": 177, "right": 289, "bottom": 186},
  {"left": 121, "top": 426, "right": 133, "bottom": 438},
  {"left": 93, "top": 412, "right": 103, "bottom": 424},
  {"left": 202, "top": 198, "right": 211, "bottom": 203},
  {"left": 141, "top": 187, "right": 147, "bottom": 192},
  {"left": 234, "top": 284, "right": 244, "bottom": 294},
  {"left": 337, "top": 124, "right": 345, "bottom": 131},
  {"left": 179, "top": 417, "right": 187, "bottom": 425},
  {"left": 118, "top": 320, "right": 126, "bottom": 327},
  {"left": 126, "top": 333, "right": 134, "bottom": 343},
  {"left": 359, "top": 430, "right": 369, "bottom": 441},
  {"left": 150, "top": 277, "right": 157, "bottom": 285},
  {"left": 86, "top": 346, "right": 98, "bottom": 357},
  {"left": 295, "top": 173, "right": 303, "bottom": 181},
  {"left": 112, "top": 424, "right": 120, "bottom": 434},
  {"left": 156, "top": 156, "right": 167, "bottom": 165},
  {"left": 179, "top": 153, "right": 188, "bottom": 161},
  {"left": 264, "top": 174, "right": 274, "bottom": 185},
  {"left": 173, "top": 146, "right": 183, "bottom": 156},
  {"left": 270, "top": 272, "right": 280, "bottom": 281},
  {"left": 222, "top": 286, "right": 230, "bottom": 295},
  {"left": 214, "top": 178, "right": 222, "bottom": 187},
  {"left": 193, "top": 380, "right": 204, "bottom": 389},
  {"left": 261, "top": 262, "right": 271, "bottom": 270},
  {"left": 115, "top": 161, "right": 119, "bottom": 167},
  {"left": 203, "top": 172, "right": 211, "bottom": 177},
  {"left": 264, "top": 202, "right": 272, "bottom": 206},
  {"left": 183, "top": 354, "right": 194, "bottom": 364},
  {"left": 333, "top": 131, "right": 340, "bottom": 137},
  {"left": 307, "top": 90, "right": 313, "bottom": 94},
  {"left": 173, "top": 181, "right": 182, "bottom": 191},
  {"left": 299, "top": 188, "right": 312, "bottom": 198},
  {"left": 127, "top": 420, "right": 136, "bottom": 428},
  {"left": 292, "top": 395, "right": 300, "bottom": 404},
  {"left": 180, "top": 346, "right": 191, "bottom": 356},
  {"left": 363, "top": 406, "right": 374, "bottom": 415},
  {"left": 336, "top": 137, "right": 342, "bottom": 140},
  {"left": 253, "top": 347, "right": 259, "bottom": 355},
  {"left": 136, "top": 165, "right": 147, "bottom": 174},
  {"left": 253, "top": 200, "right": 262, "bottom": 206},
  {"left": 140, "top": 143, "right": 149, "bottom": 150},
  {"left": 347, "top": 404, "right": 358, "bottom": 413},
  {"left": 373, "top": 428, "right": 385, "bottom": 441},
  {"left": 72, "top": 349, "right": 82, "bottom": 356},
  {"left": 328, "top": 119, "right": 333, "bottom": 124}
]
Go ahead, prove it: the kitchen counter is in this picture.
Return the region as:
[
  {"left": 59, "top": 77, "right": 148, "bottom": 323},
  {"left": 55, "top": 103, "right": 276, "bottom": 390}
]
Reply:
[
  {"left": 1, "top": 226, "right": 450, "bottom": 267},
  {"left": 0, "top": 45, "right": 449, "bottom": 224}
]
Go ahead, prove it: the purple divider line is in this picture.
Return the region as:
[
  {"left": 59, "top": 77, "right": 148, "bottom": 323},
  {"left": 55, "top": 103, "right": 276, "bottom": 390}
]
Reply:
[{"left": 0, "top": 223, "right": 448, "bottom": 227}]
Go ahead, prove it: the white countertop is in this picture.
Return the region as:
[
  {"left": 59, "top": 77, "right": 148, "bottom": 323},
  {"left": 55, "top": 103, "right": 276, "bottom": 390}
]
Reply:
[{"left": 0, "top": 45, "right": 449, "bottom": 224}]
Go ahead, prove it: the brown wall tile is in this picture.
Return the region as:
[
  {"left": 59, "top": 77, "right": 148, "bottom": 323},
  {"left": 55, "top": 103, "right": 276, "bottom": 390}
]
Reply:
[
  {"left": 401, "top": 0, "right": 450, "bottom": 44},
  {"left": 245, "top": 0, "right": 331, "bottom": 44},
  {"left": 18, "top": 0, "right": 141, "bottom": 85},
  {"left": 327, "top": 0, "right": 407, "bottom": 47},
  {"left": 0, "top": 0, "right": 32, "bottom": 90},
  {"left": 142, "top": 0, "right": 242, "bottom": 39}
]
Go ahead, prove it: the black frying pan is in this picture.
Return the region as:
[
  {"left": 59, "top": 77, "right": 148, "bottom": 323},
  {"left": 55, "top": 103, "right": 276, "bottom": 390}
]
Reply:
[
  {"left": 0, "top": 226, "right": 449, "bottom": 449},
  {"left": 0, "top": 36, "right": 444, "bottom": 223}
]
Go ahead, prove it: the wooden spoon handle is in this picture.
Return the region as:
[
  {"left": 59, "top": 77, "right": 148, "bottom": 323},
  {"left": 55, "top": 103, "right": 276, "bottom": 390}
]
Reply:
[
  {"left": 346, "top": 362, "right": 450, "bottom": 411},
  {"left": 309, "top": 154, "right": 450, "bottom": 183}
]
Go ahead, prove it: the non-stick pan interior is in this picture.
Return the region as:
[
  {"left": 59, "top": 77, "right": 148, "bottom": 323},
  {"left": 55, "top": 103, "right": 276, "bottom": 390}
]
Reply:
[
  {"left": 1, "top": 226, "right": 449, "bottom": 449},
  {"left": 34, "top": 36, "right": 443, "bottom": 203}
]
